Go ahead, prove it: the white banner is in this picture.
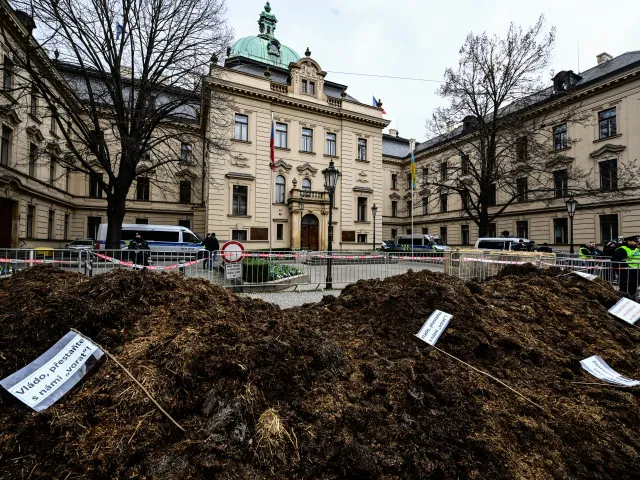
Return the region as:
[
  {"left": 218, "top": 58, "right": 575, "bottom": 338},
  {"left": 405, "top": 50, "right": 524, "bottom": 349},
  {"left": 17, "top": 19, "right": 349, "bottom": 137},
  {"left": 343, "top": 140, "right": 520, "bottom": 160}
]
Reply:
[
  {"left": 608, "top": 297, "right": 640, "bottom": 325},
  {"left": 1, "top": 332, "right": 103, "bottom": 411},
  {"left": 415, "top": 310, "right": 452, "bottom": 346},
  {"left": 580, "top": 355, "right": 640, "bottom": 387}
]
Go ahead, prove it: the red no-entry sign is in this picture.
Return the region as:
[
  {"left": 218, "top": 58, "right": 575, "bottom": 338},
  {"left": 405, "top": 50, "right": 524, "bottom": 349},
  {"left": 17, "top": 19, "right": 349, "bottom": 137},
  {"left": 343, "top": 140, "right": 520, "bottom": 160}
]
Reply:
[{"left": 221, "top": 240, "right": 244, "bottom": 263}]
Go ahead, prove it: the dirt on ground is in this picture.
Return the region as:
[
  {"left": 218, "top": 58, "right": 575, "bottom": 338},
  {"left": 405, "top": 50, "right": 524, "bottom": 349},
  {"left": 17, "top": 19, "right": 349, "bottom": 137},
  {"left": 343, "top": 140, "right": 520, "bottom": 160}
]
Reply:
[{"left": 0, "top": 265, "right": 638, "bottom": 479}]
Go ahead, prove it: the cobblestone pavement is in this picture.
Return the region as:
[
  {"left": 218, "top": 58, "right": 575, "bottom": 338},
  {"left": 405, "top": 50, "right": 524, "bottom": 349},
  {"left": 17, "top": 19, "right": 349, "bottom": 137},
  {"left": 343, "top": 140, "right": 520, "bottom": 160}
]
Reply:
[{"left": 241, "top": 290, "right": 342, "bottom": 309}]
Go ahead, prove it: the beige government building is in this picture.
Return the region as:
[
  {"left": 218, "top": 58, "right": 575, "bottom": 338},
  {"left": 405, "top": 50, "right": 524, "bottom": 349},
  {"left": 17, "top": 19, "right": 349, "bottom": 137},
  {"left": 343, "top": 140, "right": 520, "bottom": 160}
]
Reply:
[{"left": 1, "top": 0, "right": 639, "bottom": 251}]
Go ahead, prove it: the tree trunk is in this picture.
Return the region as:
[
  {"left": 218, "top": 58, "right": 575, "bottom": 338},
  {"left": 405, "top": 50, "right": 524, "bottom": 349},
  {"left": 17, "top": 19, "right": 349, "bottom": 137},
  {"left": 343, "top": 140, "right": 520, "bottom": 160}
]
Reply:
[{"left": 105, "top": 191, "right": 127, "bottom": 250}]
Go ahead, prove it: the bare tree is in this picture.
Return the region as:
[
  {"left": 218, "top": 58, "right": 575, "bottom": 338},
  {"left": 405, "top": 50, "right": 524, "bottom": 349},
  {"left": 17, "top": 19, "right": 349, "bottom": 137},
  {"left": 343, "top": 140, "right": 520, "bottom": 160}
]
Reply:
[
  {"left": 426, "top": 16, "right": 638, "bottom": 237},
  {"left": 2, "top": 0, "right": 233, "bottom": 247}
]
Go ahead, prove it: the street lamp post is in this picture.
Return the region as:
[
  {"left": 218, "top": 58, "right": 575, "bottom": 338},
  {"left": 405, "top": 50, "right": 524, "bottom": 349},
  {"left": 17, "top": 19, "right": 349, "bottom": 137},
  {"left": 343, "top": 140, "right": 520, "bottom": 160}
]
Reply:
[
  {"left": 565, "top": 196, "right": 578, "bottom": 254},
  {"left": 323, "top": 160, "right": 340, "bottom": 289},
  {"left": 371, "top": 203, "right": 378, "bottom": 251}
]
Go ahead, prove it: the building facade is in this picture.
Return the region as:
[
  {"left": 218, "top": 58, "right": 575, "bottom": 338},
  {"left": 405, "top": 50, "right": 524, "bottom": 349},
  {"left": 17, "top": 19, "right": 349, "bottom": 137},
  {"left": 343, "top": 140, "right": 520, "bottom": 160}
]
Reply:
[{"left": 382, "top": 52, "right": 640, "bottom": 248}]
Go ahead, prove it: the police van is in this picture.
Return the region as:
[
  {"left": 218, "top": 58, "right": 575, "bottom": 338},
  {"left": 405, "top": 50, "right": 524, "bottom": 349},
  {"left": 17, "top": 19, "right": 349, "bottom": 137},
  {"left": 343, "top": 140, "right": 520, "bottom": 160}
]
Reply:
[
  {"left": 95, "top": 224, "right": 204, "bottom": 257},
  {"left": 474, "top": 237, "right": 531, "bottom": 251},
  {"left": 391, "top": 234, "right": 452, "bottom": 252}
]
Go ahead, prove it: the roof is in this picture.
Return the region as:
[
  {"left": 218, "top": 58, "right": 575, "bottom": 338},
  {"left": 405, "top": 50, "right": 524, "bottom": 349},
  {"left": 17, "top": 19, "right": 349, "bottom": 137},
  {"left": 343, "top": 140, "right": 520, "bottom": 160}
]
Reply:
[
  {"left": 229, "top": 35, "right": 300, "bottom": 69},
  {"left": 382, "top": 134, "right": 412, "bottom": 158}
]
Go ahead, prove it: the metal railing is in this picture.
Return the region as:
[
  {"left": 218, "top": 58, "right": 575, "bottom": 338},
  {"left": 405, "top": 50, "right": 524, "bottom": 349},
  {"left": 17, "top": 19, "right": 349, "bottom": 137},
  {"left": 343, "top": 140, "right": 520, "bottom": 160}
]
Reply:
[{"left": 1, "top": 248, "right": 638, "bottom": 297}]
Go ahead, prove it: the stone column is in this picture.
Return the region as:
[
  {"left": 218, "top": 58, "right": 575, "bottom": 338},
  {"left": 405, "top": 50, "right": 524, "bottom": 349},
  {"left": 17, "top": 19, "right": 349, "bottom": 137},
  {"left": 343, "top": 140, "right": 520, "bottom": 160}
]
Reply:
[{"left": 291, "top": 209, "right": 302, "bottom": 250}]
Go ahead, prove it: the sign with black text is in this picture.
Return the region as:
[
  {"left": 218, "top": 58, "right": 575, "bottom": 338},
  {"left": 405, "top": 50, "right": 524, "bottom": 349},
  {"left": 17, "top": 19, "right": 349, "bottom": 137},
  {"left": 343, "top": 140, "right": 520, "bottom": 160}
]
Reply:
[
  {"left": 608, "top": 297, "right": 640, "bottom": 325},
  {"left": 580, "top": 355, "right": 640, "bottom": 387},
  {"left": 1, "top": 331, "right": 103, "bottom": 411},
  {"left": 225, "top": 262, "right": 242, "bottom": 280},
  {"left": 415, "top": 310, "right": 452, "bottom": 346}
]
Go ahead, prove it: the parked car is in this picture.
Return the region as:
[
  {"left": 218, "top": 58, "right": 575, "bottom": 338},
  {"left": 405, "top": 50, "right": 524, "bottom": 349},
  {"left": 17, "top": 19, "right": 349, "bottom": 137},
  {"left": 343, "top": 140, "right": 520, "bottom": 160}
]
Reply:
[
  {"left": 65, "top": 239, "right": 96, "bottom": 250},
  {"left": 389, "top": 234, "right": 452, "bottom": 252},
  {"left": 474, "top": 237, "right": 531, "bottom": 251}
]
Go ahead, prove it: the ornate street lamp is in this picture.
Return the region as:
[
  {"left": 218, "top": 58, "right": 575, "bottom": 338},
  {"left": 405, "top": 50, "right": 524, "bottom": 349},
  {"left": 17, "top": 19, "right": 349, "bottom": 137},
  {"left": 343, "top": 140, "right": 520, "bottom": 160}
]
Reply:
[
  {"left": 371, "top": 203, "right": 378, "bottom": 251},
  {"left": 565, "top": 196, "right": 578, "bottom": 254},
  {"left": 322, "top": 160, "right": 340, "bottom": 289}
]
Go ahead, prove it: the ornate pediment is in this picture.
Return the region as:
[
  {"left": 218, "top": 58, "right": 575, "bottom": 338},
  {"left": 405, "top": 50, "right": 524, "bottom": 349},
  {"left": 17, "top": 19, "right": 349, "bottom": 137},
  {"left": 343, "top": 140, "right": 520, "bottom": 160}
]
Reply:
[
  {"left": 225, "top": 172, "right": 255, "bottom": 181},
  {"left": 230, "top": 154, "right": 249, "bottom": 168},
  {"left": 46, "top": 140, "right": 62, "bottom": 154},
  {"left": 176, "top": 168, "right": 197, "bottom": 180},
  {"left": 418, "top": 188, "right": 431, "bottom": 196},
  {"left": 297, "top": 162, "right": 318, "bottom": 177},
  {"left": 389, "top": 192, "right": 401, "bottom": 200},
  {"left": 590, "top": 143, "right": 626, "bottom": 159},
  {"left": 26, "top": 125, "right": 45, "bottom": 142},
  {"left": 0, "top": 106, "right": 21, "bottom": 125},
  {"left": 357, "top": 170, "right": 369, "bottom": 183},
  {"left": 353, "top": 186, "right": 373, "bottom": 193},
  {"left": 274, "top": 159, "right": 292, "bottom": 171},
  {"left": 403, "top": 192, "right": 413, "bottom": 200},
  {"left": 546, "top": 154, "right": 574, "bottom": 169},
  {"left": 513, "top": 163, "right": 533, "bottom": 175}
]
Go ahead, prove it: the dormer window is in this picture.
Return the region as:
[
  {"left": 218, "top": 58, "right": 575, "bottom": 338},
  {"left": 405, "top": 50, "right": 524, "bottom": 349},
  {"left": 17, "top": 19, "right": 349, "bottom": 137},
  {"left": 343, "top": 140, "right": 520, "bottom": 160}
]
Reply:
[
  {"left": 301, "top": 79, "right": 315, "bottom": 96},
  {"left": 309, "top": 81, "right": 315, "bottom": 95}
]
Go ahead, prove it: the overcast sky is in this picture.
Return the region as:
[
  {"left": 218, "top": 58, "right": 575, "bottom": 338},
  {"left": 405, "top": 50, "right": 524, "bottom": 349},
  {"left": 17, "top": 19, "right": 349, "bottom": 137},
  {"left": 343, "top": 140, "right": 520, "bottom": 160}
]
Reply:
[{"left": 225, "top": 0, "right": 640, "bottom": 142}]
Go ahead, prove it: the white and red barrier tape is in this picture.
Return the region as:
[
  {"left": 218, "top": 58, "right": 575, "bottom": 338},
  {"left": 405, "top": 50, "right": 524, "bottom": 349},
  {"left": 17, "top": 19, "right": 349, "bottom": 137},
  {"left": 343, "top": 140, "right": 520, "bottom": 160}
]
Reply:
[{"left": 93, "top": 252, "right": 201, "bottom": 270}]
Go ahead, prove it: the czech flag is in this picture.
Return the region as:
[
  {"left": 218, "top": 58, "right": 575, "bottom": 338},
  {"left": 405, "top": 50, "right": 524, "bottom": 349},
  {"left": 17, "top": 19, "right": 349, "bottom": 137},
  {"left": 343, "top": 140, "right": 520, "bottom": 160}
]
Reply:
[
  {"left": 372, "top": 96, "right": 386, "bottom": 114},
  {"left": 269, "top": 114, "right": 275, "bottom": 171}
]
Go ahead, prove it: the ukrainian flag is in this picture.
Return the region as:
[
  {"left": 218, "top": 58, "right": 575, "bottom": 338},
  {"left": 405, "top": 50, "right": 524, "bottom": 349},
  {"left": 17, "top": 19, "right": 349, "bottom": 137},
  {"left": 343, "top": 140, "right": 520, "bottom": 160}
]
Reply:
[{"left": 410, "top": 146, "right": 417, "bottom": 190}]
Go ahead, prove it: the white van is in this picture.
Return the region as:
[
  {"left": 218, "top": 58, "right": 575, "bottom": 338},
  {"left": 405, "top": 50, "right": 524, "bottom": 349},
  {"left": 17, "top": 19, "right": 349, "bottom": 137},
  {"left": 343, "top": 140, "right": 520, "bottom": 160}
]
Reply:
[
  {"left": 391, "top": 234, "right": 452, "bottom": 252},
  {"left": 95, "top": 224, "right": 203, "bottom": 256},
  {"left": 474, "top": 237, "right": 531, "bottom": 251}
]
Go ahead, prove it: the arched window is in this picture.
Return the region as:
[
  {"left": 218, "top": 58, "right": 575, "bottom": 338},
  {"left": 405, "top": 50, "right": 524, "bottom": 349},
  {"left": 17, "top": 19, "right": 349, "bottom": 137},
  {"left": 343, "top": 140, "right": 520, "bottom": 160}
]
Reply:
[
  {"left": 275, "top": 175, "right": 286, "bottom": 203},
  {"left": 302, "top": 178, "right": 311, "bottom": 196}
]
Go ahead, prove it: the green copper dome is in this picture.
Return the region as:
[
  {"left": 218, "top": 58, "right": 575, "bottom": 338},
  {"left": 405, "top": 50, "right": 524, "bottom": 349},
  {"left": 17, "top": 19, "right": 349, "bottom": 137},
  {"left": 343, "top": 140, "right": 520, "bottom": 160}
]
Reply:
[{"left": 228, "top": 2, "right": 300, "bottom": 69}]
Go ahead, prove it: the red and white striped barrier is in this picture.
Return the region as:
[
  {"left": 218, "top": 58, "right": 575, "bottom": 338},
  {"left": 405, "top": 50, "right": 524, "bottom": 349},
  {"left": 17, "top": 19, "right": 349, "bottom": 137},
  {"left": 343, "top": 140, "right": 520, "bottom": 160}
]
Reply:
[{"left": 93, "top": 253, "right": 201, "bottom": 270}]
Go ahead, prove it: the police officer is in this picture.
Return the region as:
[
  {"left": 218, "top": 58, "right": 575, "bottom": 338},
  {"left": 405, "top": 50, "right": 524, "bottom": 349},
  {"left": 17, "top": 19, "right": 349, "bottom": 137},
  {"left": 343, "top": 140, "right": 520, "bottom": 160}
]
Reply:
[{"left": 611, "top": 236, "right": 640, "bottom": 297}]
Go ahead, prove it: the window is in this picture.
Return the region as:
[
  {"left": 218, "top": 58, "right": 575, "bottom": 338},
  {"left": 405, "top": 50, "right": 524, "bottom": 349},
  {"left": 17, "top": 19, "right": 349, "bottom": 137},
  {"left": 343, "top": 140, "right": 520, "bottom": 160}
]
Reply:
[
  {"left": 49, "top": 156, "right": 56, "bottom": 185},
  {"left": 600, "top": 214, "right": 618, "bottom": 244},
  {"left": 64, "top": 214, "right": 70, "bottom": 240},
  {"left": 232, "top": 185, "right": 248, "bottom": 215},
  {"left": 179, "top": 180, "right": 191, "bottom": 203},
  {"left": 357, "top": 197, "right": 367, "bottom": 221},
  {"left": 440, "top": 161, "right": 448, "bottom": 181},
  {"left": 461, "top": 154, "right": 471, "bottom": 175},
  {"left": 301, "top": 178, "right": 311, "bottom": 195},
  {"left": 136, "top": 177, "right": 150, "bottom": 200},
  {"left": 553, "top": 123, "right": 567, "bottom": 150},
  {"left": 553, "top": 169, "right": 568, "bottom": 198},
  {"left": 422, "top": 197, "right": 428, "bottom": 215},
  {"left": 406, "top": 228, "right": 412, "bottom": 234},
  {"left": 65, "top": 167, "right": 70, "bottom": 192},
  {"left": 391, "top": 173, "right": 398, "bottom": 189},
  {"left": 440, "top": 193, "right": 448, "bottom": 212},
  {"left": 421, "top": 227, "right": 429, "bottom": 234},
  {"left": 357, "top": 233, "right": 367, "bottom": 243},
  {"left": 301, "top": 79, "right": 316, "bottom": 95},
  {"left": 422, "top": 167, "right": 428, "bottom": 185},
  {"left": 439, "top": 227, "right": 447, "bottom": 244},
  {"left": 232, "top": 229, "right": 247, "bottom": 241},
  {"left": 89, "top": 173, "right": 103, "bottom": 198},
  {"left": 180, "top": 142, "right": 193, "bottom": 163},
  {"left": 275, "top": 123, "right": 287, "bottom": 148},
  {"left": 178, "top": 219, "right": 191, "bottom": 229},
  {"left": 599, "top": 159, "right": 618, "bottom": 191},
  {"left": 301, "top": 128, "right": 313, "bottom": 152},
  {"left": 275, "top": 175, "right": 286, "bottom": 203},
  {"left": 406, "top": 200, "right": 412, "bottom": 216},
  {"left": 461, "top": 225, "right": 470, "bottom": 245},
  {"left": 27, "top": 205, "right": 35, "bottom": 238},
  {"left": 325, "top": 133, "right": 336, "bottom": 156},
  {"left": 2, "top": 55, "right": 13, "bottom": 91},
  {"left": 487, "top": 223, "right": 497, "bottom": 238},
  {"left": 391, "top": 201, "right": 398, "bottom": 217},
  {"left": 517, "top": 177, "right": 528, "bottom": 202},
  {"left": 1, "top": 125, "right": 12, "bottom": 166},
  {"left": 30, "top": 85, "right": 38, "bottom": 117},
  {"left": 516, "top": 221, "right": 528, "bottom": 239},
  {"left": 47, "top": 209, "right": 55, "bottom": 239},
  {"left": 87, "top": 216, "right": 101, "bottom": 239},
  {"left": 29, "top": 143, "right": 37, "bottom": 176},
  {"left": 357, "top": 138, "right": 367, "bottom": 160},
  {"left": 50, "top": 113, "right": 57, "bottom": 135},
  {"left": 135, "top": 218, "right": 148, "bottom": 224},
  {"left": 516, "top": 136, "right": 528, "bottom": 161},
  {"left": 598, "top": 108, "right": 617, "bottom": 139},
  {"left": 234, "top": 114, "right": 248, "bottom": 141},
  {"left": 461, "top": 190, "right": 470, "bottom": 210},
  {"left": 309, "top": 81, "right": 315, "bottom": 95},
  {"left": 486, "top": 184, "right": 496, "bottom": 206},
  {"left": 407, "top": 174, "right": 412, "bottom": 190},
  {"left": 301, "top": 80, "right": 307, "bottom": 93},
  {"left": 554, "top": 218, "right": 568, "bottom": 243},
  {"left": 276, "top": 223, "right": 284, "bottom": 241},
  {"left": 391, "top": 228, "right": 398, "bottom": 239}
]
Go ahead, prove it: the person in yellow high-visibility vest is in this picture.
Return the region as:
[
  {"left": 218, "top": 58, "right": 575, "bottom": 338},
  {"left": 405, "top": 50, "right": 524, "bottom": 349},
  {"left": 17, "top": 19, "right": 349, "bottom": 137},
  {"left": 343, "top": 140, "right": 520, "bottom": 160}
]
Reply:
[{"left": 612, "top": 236, "right": 640, "bottom": 296}]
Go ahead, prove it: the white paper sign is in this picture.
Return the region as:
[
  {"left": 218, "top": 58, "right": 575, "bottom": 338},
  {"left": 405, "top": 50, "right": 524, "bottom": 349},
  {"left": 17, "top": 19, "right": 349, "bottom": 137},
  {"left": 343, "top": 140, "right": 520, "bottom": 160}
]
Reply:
[
  {"left": 580, "top": 355, "right": 640, "bottom": 387},
  {"left": 608, "top": 297, "right": 640, "bottom": 325},
  {"left": 574, "top": 271, "right": 598, "bottom": 281},
  {"left": 1, "top": 332, "right": 103, "bottom": 411},
  {"left": 415, "top": 310, "right": 452, "bottom": 346},
  {"left": 225, "top": 262, "right": 242, "bottom": 280}
]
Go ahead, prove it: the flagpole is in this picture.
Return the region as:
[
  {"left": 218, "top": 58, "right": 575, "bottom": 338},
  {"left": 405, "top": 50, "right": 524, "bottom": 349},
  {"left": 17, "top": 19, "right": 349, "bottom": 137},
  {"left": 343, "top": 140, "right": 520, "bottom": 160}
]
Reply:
[
  {"left": 269, "top": 112, "right": 274, "bottom": 253},
  {"left": 411, "top": 139, "right": 414, "bottom": 259}
]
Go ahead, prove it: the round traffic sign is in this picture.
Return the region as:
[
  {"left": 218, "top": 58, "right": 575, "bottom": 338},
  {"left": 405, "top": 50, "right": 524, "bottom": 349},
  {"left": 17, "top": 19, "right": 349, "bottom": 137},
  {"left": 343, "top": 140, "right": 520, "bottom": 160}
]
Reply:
[{"left": 221, "top": 240, "right": 245, "bottom": 263}]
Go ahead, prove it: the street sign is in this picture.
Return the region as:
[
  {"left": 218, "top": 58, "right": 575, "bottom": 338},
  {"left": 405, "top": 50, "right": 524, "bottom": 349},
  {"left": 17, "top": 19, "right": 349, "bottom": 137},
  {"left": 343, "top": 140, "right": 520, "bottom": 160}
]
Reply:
[
  {"left": 221, "top": 240, "right": 244, "bottom": 263},
  {"left": 225, "top": 262, "right": 242, "bottom": 280}
]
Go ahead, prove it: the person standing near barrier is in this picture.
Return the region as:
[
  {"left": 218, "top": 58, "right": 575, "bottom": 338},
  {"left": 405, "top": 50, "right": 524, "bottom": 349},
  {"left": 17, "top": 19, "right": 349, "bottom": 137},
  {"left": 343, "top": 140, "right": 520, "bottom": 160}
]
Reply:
[
  {"left": 579, "top": 241, "right": 602, "bottom": 259},
  {"left": 203, "top": 232, "right": 219, "bottom": 270},
  {"left": 612, "top": 236, "right": 640, "bottom": 297},
  {"left": 129, "top": 233, "right": 150, "bottom": 267}
]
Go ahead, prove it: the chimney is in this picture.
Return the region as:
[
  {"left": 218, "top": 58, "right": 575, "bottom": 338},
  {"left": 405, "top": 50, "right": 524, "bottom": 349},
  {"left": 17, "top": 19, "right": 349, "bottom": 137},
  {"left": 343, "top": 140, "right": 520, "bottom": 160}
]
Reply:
[
  {"left": 388, "top": 129, "right": 398, "bottom": 137},
  {"left": 597, "top": 52, "right": 613, "bottom": 65}
]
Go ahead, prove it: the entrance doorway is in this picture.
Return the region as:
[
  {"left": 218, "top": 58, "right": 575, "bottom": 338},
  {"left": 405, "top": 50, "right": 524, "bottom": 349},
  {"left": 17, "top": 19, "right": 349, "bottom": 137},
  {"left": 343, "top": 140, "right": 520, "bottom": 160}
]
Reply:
[
  {"left": 0, "top": 199, "right": 14, "bottom": 247},
  {"left": 301, "top": 214, "right": 319, "bottom": 251}
]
